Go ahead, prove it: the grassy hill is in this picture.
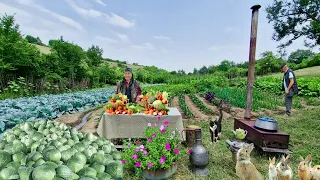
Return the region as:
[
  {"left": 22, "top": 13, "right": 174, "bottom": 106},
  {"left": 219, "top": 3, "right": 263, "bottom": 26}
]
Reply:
[
  {"left": 269, "top": 66, "right": 320, "bottom": 78},
  {"left": 32, "top": 43, "right": 144, "bottom": 70}
]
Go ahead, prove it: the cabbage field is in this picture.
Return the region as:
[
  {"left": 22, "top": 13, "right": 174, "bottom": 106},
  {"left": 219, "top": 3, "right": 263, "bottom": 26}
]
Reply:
[
  {"left": 0, "top": 120, "right": 123, "bottom": 179},
  {"left": 0, "top": 88, "right": 115, "bottom": 134}
]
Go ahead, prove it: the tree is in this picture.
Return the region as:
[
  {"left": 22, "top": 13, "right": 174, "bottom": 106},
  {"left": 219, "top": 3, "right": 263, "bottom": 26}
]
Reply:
[
  {"left": 25, "top": 35, "right": 44, "bottom": 46},
  {"left": 266, "top": 0, "right": 320, "bottom": 49},
  {"left": 87, "top": 45, "right": 103, "bottom": 66},
  {"left": 218, "top": 60, "right": 231, "bottom": 72},
  {"left": 198, "top": 66, "right": 209, "bottom": 75},
  {"left": 288, "top": 49, "right": 315, "bottom": 64}
]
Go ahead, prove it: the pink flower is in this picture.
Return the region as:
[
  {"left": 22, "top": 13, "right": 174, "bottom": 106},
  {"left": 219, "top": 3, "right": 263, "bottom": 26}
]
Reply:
[
  {"left": 164, "top": 121, "right": 169, "bottom": 126},
  {"left": 136, "top": 141, "right": 140, "bottom": 145},
  {"left": 136, "top": 149, "right": 140, "bottom": 152},
  {"left": 132, "top": 154, "right": 138, "bottom": 159},
  {"left": 148, "top": 162, "right": 153, "bottom": 167},
  {"left": 139, "top": 145, "right": 144, "bottom": 150},
  {"left": 121, "top": 159, "right": 126, "bottom": 164},
  {"left": 172, "top": 130, "right": 176, "bottom": 135},
  {"left": 161, "top": 129, "right": 165, "bottom": 134},
  {"left": 148, "top": 123, "right": 152, "bottom": 127},
  {"left": 154, "top": 123, "right": 158, "bottom": 127},
  {"left": 165, "top": 143, "right": 171, "bottom": 150},
  {"left": 174, "top": 148, "right": 180, "bottom": 154},
  {"left": 157, "top": 116, "right": 161, "bottom": 121},
  {"left": 127, "top": 143, "right": 131, "bottom": 147},
  {"left": 136, "top": 161, "right": 141, "bottom": 167},
  {"left": 143, "top": 150, "right": 148, "bottom": 155},
  {"left": 152, "top": 134, "right": 156, "bottom": 137},
  {"left": 188, "top": 149, "right": 192, "bottom": 154},
  {"left": 160, "top": 125, "right": 164, "bottom": 131},
  {"left": 148, "top": 138, "right": 153, "bottom": 142},
  {"left": 159, "top": 158, "right": 165, "bottom": 164},
  {"left": 161, "top": 156, "right": 166, "bottom": 160},
  {"left": 178, "top": 130, "right": 182, "bottom": 134}
]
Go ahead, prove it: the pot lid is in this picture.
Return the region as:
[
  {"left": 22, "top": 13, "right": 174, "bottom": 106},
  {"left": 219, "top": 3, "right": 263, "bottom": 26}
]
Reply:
[{"left": 257, "top": 116, "right": 277, "bottom": 123}]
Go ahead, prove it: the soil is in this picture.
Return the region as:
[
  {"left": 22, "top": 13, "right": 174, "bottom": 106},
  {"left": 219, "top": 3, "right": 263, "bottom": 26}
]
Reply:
[
  {"left": 170, "top": 96, "right": 188, "bottom": 121},
  {"left": 55, "top": 113, "right": 82, "bottom": 126},
  {"left": 79, "top": 108, "right": 104, "bottom": 135},
  {"left": 195, "top": 94, "right": 232, "bottom": 120},
  {"left": 184, "top": 94, "right": 208, "bottom": 122}
]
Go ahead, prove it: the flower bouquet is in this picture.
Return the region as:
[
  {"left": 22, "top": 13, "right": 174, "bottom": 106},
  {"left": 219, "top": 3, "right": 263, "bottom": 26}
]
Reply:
[{"left": 121, "top": 117, "right": 190, "bottom": 178}]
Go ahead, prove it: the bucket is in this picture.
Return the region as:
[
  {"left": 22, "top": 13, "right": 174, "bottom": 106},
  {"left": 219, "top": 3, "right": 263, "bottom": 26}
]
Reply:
[{"left": 182, "top": 125, "right": 201, "bottom": 148}]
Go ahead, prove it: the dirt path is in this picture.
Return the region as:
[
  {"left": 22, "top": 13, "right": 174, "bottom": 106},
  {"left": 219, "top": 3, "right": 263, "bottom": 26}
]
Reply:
[
  {"left": 195, "top": 94, "right": 232, "bottom": 120},
  {"left": 170, "top": 96, "right": 188, "bottom": 121},
  {"left": 55, "top": 113, "right": 82, "bottom": 126},
  {"left": 79, "top": 108, "right": 104, "bottom": 135},
  {"left": 184, "top": 94, "right": 208, "bottom": 121}
]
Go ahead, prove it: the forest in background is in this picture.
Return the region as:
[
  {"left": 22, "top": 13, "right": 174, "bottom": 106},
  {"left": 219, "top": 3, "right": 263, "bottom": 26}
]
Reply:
[{"left": 0, "top": 14, "right": 319, "bottom": 99}]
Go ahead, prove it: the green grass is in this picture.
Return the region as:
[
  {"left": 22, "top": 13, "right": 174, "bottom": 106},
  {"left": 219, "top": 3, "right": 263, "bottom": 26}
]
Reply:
[
  {"left": 268, "top": 66, "right": 320, "bottom": 78},
  {"left": 122, "top": 106, "right": 320, "bottom": 179}
]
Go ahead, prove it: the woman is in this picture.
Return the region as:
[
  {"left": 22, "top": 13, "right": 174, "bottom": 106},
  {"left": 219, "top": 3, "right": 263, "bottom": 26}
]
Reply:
[{"left": 115, "top": 67, "right": 142, "bottom": 103}]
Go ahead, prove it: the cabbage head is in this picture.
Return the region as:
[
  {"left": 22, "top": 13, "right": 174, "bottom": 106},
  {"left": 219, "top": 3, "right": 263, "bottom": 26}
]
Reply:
[
  {"left": 0, "top": 151, "right": 12, "bottom": 168},
  {"left": 0, "top": 167, "right": 19, "bottom": 179},
  {"left": 44, "top": 149, "right": 61, "bottom": 162},
  {"left": 106, "top": 161, "right": 123, "bottom": 179},
  {"left": 97, "top": 172, "right": 112, "bottom": 180},
  {"left": 56, "top": 165, "right": 79, "bottom": 179},
  {"left": 18, "top": 166, "right": 33, "bottom": 180},
  {"left": 77, "top": 167, "right": 97, "bottom": 178},
  {"left": 32, "top": 164, "right": 56, "bottom": 180}
]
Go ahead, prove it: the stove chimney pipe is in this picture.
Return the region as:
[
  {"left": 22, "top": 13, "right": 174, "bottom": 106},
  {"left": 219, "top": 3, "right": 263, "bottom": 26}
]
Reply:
[{"left": 244, "top": 5, "right": 261, "bottom": 120}]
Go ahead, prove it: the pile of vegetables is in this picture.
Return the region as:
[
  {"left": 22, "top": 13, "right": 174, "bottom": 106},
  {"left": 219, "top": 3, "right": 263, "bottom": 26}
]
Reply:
[
  {"left": 143, "top": 91, "right": 170, "bottom": 116},
  {"left": 0, "top": 120, "right": 123, "bottom": 180},
  {"left": 0, "top": 88, "right": 114, "bottom": 134},
  {"left": 105, "top": 93, "right": 144, "bottom": 115}
]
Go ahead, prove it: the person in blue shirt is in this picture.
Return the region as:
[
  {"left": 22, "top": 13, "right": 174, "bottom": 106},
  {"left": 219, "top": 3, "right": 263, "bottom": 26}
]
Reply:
[{"left": 280, "top": 62, "right": 299, "bottom": 116}]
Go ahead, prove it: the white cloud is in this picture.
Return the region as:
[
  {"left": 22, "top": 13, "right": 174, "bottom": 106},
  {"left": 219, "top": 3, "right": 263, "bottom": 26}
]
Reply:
[
  {"left": 106, "top": 13, "right": 135, "bottom": 28},
  {"left": 14, "top": 0, "right": 84, "bottom": 32},
  {"left": 0, "top": 2, "right": 32, "bottom": 19},
  {"left": 93, "top": 0, "right": 107, "bottom": 7},
  {"left": 131, "top": 42, "right": 154, "bottom": 50},
  {"left": 127, "top": 13, "right": 142, "bottom": 17},
  {"left": 95, "top": 36, "right": 119, "bottom": 44},
  {"left": 116, "top": 33, "right": 130, "bottom": 43},
  {"left": 153, "top": 36, "right": 171, "bottom": 40},
  {"left": 64, "top": 0, "right": 103, "bottom": 18}
]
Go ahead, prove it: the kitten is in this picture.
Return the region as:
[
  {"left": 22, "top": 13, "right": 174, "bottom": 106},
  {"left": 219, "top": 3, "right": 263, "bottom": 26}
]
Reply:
[{"left": 210, "top": 100, "right": 223, "bottom": 143}]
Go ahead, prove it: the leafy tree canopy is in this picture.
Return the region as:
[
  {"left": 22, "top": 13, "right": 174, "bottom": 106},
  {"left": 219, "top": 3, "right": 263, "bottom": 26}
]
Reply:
[{"left": 266, "top": 0, "right": 320, "bottom": 48}]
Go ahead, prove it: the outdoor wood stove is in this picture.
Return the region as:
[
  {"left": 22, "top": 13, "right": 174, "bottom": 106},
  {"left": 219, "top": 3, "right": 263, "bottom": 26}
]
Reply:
[
  {"left": 234, "top": 118, "right": 291, "bottom": 153},
  {"left": 231, "top": 4, "right": 291, "bottom": 154}
]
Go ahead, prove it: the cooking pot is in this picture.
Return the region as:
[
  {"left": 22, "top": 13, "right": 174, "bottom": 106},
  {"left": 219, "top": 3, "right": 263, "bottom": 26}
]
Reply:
[{"left": 254, "top": 117, "right": 279, "bottom": 131}]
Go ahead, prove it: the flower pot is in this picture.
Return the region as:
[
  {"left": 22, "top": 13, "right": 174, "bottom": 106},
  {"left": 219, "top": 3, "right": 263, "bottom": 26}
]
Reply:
[{"left": 141, "top": 163, "right": 177, "bottom": 180}]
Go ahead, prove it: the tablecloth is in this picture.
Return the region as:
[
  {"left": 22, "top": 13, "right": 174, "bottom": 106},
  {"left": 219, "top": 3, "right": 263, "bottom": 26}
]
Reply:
[{"left": 97, "top": 107, "right": 184, "bottom": 139}]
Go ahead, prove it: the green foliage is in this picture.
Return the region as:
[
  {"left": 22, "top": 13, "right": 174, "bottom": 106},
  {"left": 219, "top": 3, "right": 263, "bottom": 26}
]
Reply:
[
  {"left": 122, "top": 121, "right": 187, "bottom": 176},
  {"left": 0, "top": 14, "right": 172, "bottom": 99},
  {"left": 0, "top": 87, "right": 114, "bottom": 133},
  {"left": 232, "top": 76, "right": 320, "bottom": 97},
  {"left": 25, "top": 35, "right": 45, "bottom": 46},
  {"left": 178, "top": 94, "right": 194, "bottom": 118},
  {"left": 188, "top": 94, "right": 213, "bottom": 114},
  {"left": 266, "top": 0, "right": 320, "bottom": 48},
  {"left": 288, "top": 49, "right": 316, "bottom": 64}
]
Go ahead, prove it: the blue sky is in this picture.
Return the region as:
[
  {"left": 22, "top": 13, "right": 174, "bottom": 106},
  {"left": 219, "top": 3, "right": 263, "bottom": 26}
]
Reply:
[{"left": 0, "top": 0, "right": 317, "bottom": 73}]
